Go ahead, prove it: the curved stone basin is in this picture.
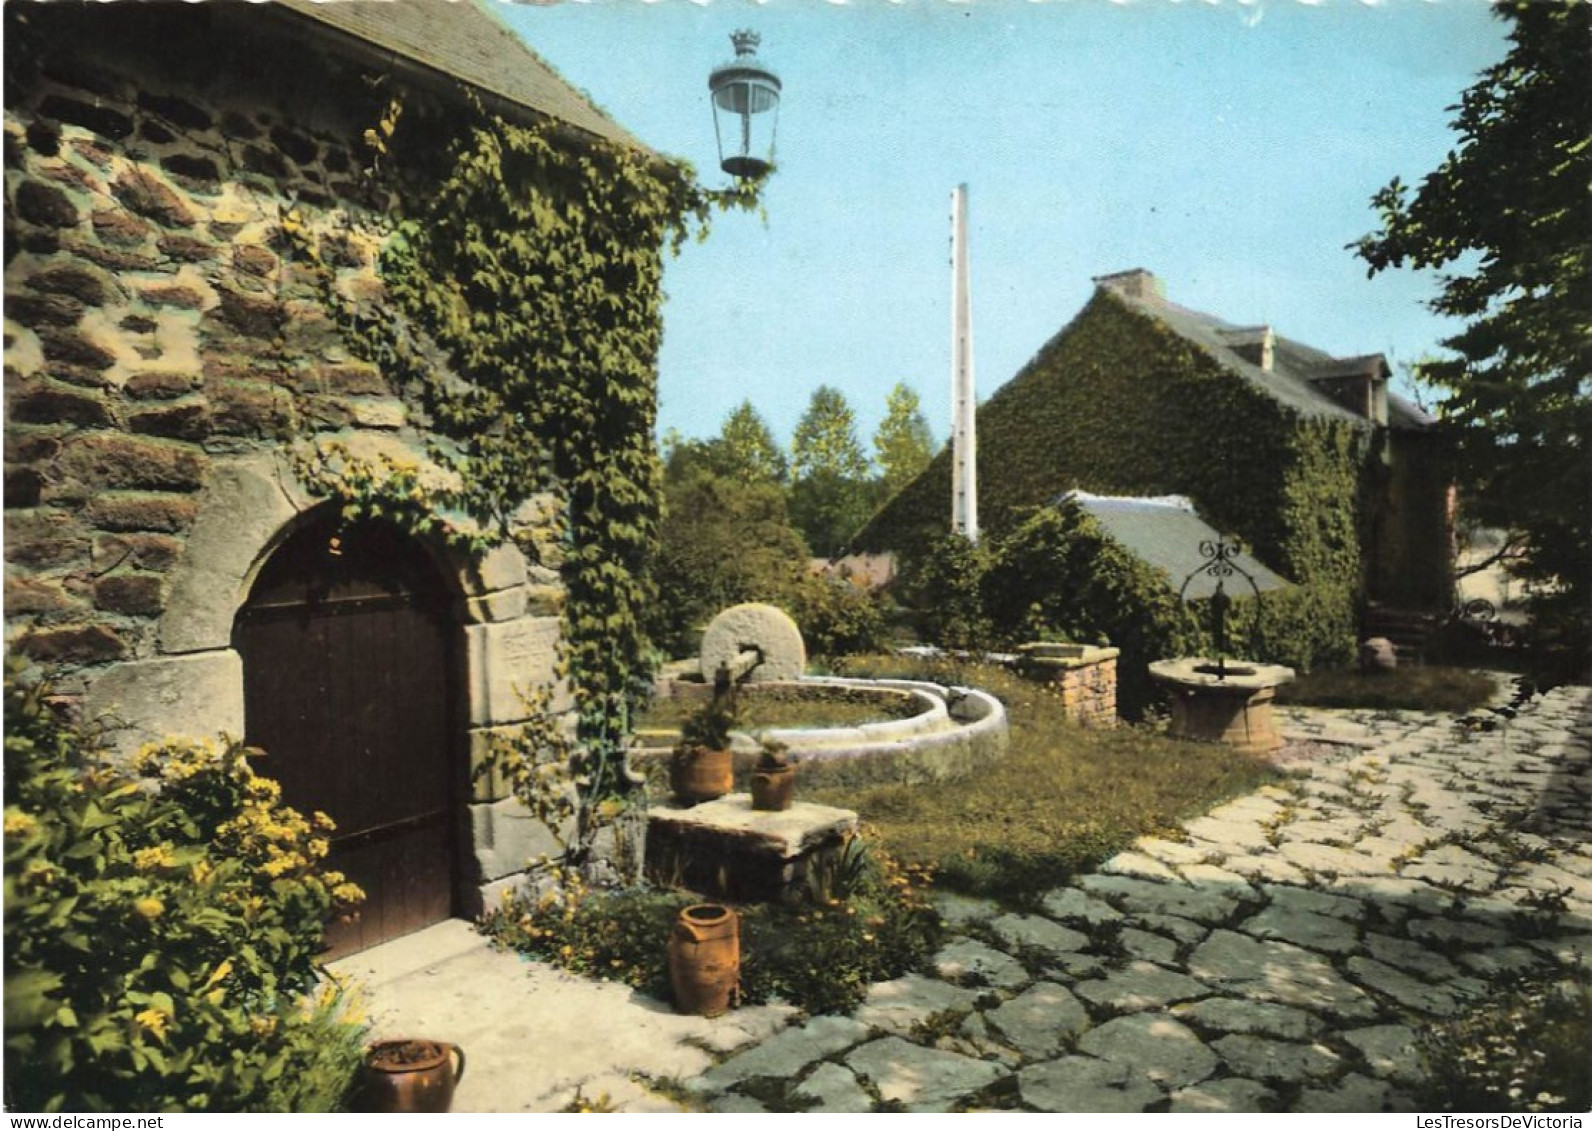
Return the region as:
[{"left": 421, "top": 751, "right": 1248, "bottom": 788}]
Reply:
[
  {"left": 1149, "top": 656, "right": 1295, "bottom": 755},
  {"left": 639, "top": 676, "right": 1009, "bottom": 789}
]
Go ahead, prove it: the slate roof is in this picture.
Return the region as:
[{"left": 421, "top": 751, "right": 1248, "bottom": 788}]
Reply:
[
  {"left": 1066, "top": 491, "right": 1292, "bottom": 600},
  {"left": 1095, "top": 271, "right": 1430, "bottom": 431},
  {"left": 276, "top": 0, "right": 643, "bottom": 150}
]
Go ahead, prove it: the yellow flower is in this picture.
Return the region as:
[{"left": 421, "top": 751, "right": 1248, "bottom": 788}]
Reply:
[
  {"left": 332, "top": 881, "right": 365, "bottom": 906},
  {"left": 134, "top": 1008, "right": 171, "bottom": 1039},
  {"left": 4, "top": 811, "right": 37, "bottom": 838},
  {"left": 133, "top": 845, "right": 175, "bottom": 871},
  {"left": 134, "top": 897, "right": 164, "bottom": 921}
]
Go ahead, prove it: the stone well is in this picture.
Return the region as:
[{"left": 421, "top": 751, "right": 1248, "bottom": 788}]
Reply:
[{"left": 1148, "top": 658, "right": 1295, "bottom": 756}]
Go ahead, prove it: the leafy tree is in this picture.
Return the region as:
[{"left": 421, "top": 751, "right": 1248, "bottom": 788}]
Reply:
[
  {"left": 1353, "top": 0, "right": 1592, "bottom": 671},
  {"left": 790, "top": 385, "right": 874, "bottom": 556},
  {"left": 719, "top": 401, "right": 789, "bottom": 486},
  {"left": 649, "top": 466, "right": 810, "bottom": 657},
  {"left": 873, "top": 383, "right": 936, "bottom": 499}
]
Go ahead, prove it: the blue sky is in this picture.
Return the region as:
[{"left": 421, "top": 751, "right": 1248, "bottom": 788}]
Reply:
[{"left": 499, "top": 0, "right": 1507, "bottom": 453}]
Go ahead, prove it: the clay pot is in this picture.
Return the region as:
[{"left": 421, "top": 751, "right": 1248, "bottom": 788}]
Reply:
[
  {"left": 668, "top": 903, "right": 739, "bottom": 1017},
  {"left": 670, "top": 745, "right": 733, "bottom": 804},
  {"left": 359, "top": 1038, "right": 466, "bottom": 1113},
  {"left": 750, "top": 762, "right": 796, "bottom": 811}
]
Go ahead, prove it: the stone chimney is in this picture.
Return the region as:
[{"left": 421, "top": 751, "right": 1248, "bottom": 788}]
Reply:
[
  {"left": 1092, "top": 269, "right": 1164, "bottom": 302},
  {"left": 1222, "top": 325, "right": 1275, "bottom": 372}
]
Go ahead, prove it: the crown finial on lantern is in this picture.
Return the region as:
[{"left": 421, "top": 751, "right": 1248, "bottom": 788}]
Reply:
[{"left": 730, "top": 29, "right": 761, "bottom": 56}]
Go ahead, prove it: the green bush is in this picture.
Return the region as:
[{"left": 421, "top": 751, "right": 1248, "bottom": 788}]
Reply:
[
  {"left": 788, "top": 571, "right": 888, "bottom": 658},
  {"left": 3, "top": 666, "right": 367, "bottom": 1113},
  {"left": 896, "top": 533, "right": 993, "bottom": 652},
  {"left": 480, "top": 835, "right": 941, "bottom": 1017},
  {"left": 981, "top": 503, "right": 1204, "bottom": 715}
]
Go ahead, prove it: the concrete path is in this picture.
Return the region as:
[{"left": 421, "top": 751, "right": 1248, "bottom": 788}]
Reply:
[{"left": 337, "top": 683, "right": 1592, "bottom": 1112}]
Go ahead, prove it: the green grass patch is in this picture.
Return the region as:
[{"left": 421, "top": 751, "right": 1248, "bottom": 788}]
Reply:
[
  {"left": 1275, "top": 665, "right": 1497, "bottom": 713},
  {"left": 638, "top": 684, "right": 922, "bottom": 734},
  {"left": 807, "top": 655, "right": 1282, "bottom": 907}
]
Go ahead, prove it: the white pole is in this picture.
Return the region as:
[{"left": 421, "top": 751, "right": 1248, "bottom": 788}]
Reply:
[{"left": 950, "top": 184, "right": 979, "bottom": 544}]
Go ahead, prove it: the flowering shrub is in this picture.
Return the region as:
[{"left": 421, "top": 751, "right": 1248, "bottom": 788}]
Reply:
[
  {"left": 480, "top": 833, "right": 941, "bottom": 1017},
  {"left": 1414, "top": 974, "right": 1591, "bottom": 1113},
  {"left": 3, "top": 665, "right": 367, "bottom": 1112}
]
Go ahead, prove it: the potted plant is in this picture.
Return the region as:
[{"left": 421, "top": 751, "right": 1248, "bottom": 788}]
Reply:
[
  {"left": 358, "top": 1038, "right": 466, "bottom": 1113},
  {"left": 749, "top": 740, "right": 796, "bottom": 811},
  {"left": 669, "top": 681, "right": 738, "bottom": 804}
]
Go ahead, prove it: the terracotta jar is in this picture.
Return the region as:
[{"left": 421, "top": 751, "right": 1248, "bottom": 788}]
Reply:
[
  {"left": 750, "top": 762, "right": 795, "bottom": 811},
  {"left": 670, "top": 745, "right": 733, "bottom": 804},
  {"left": 668, "top": 903, "right": 739, "bottom": 1017},
  {"left": 360, "top": 1038, "right": 466, "bottom": 1113}
]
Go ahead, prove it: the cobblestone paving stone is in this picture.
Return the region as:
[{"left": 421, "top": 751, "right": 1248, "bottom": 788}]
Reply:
[{"left": 672, "top": 684, "right": 1592, "bottom": 1112}]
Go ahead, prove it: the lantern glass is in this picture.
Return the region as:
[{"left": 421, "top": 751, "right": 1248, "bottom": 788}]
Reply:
[{"left": 709, "top": 31, "right": 780, "bottom": 179}]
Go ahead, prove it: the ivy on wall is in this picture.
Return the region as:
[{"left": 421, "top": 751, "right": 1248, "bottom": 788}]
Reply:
[
  {"left": 859, "top": 291, "right": 1371, "bottom": 678},
  {"left": 292, "top": 92, "right": 763, "bottom": 802}
]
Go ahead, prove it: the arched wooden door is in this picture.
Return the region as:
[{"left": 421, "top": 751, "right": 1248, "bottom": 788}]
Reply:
[{"left": 233, "top": 513, "right": 463, "bottom": 958}]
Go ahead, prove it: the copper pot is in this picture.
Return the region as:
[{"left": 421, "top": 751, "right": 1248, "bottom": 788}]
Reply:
[{"left": 360, "top": 1038, "right": 466, "bottom": 1113}]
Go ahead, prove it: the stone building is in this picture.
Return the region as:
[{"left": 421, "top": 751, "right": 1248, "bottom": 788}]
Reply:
[
  {"left": 4, "top": 1, "right": 653, "bottom": 954},
  {"left": 861, "top": 268, "right": 1454, "bottom": 663}
]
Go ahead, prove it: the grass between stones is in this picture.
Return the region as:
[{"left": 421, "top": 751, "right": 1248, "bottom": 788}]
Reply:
[
  {"left": 1275, "top": 666, "right": 1498, "bottom": 713},
  {"left": 806, "top": 656, "right": 1283, "bottom": 907}
]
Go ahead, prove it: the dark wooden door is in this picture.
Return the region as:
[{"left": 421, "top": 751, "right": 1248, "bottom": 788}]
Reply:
[{"left": 234, "top": 515, "right": 461, "bottom": 958}]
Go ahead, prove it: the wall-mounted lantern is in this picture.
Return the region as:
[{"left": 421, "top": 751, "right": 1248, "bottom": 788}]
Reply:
[{"left": 709, "top": 30, "right": 780, "bottom": 178}]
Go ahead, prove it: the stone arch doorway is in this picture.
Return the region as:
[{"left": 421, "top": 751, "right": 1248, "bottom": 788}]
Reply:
[{"left": 232, "top": 509, "right": 466, "bottom": 958}]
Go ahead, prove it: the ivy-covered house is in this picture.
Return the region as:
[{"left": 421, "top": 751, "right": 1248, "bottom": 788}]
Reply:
[
  {"left": 862, "top": 268, "right": 1453, "bottom": 673},
  {"left": 4, "top": 0, "right": 710, "bottom": 956}
]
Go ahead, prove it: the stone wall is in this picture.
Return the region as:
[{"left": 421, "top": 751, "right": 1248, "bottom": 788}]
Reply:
[
  {"left": 4, "top": 5, "right": 573, "bottom": 914},
  {"left": 1014, "top": 643, "right": 1120, "bottom": 727}
]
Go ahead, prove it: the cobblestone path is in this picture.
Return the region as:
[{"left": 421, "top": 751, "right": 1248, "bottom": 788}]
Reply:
[{"left": 680, "top": 685, "right": 1592, "bottom": 1113}]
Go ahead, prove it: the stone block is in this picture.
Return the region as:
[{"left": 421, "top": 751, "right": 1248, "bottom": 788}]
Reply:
[
  {"left": 85, "top": 491, "right": 199, "bottom": 534},
  {"left": 5, "top": 507, "right": 91, "bottom": 567},
  {"left": 91, "top": 533, "right": 183, "bottom": 572},
  {"left": 159, "top": 453, "right": 303, "bottom": 654},
  {"left": 469, "top": 797, "right": 567, "bottom": 883},
  {"left": 7, "top": 379, "right": 112, "bottom": 427},
  {"left": 464, "top": 616, "right": 564, "bottom": 726},
  {"left": 92, "top": 571, "right": 164, "bottom": 617},
  {"left": 125, "top": 369, "right": 201, "bottom": 400},
  {"left": 5, "top": 292, "right": 85, "bottom": 328},
  {"left": 468, "top": 725, "right": 524, "bottom": 803},
  {"left": 464, "top": 587, "right": 528, "bottom": 625},
  {"left": 4, "top": 575, "right": 81, "bottom": 616},
  {"left": 92, "top": 209, "right": 154, "bottom": 248},
  {"left": 15, "top": 623, "right": 127, "bottom": 666},
  {"left": 57, "top": 432, "right": 207, "bottom": 492},
  {"left": 26, "top": 263, "right": 117, "bottom": 307},
  {"left": 82, "top": 649, "right": 244, "bottom": 758},
  {"left": 15, "top": 179, "right": 80, "bottom": 229},
  {"left": 645, "top": 795, "right": 857, "bottom": 903},
  {"left": 38, "top": 327, "right": 117, "bottom": 370},
  {"left": 469, "top": 542, "right": 528, "bottom": 595},
  {"left": 111, "top": 168, "right": 194, "bottom": 228}
]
